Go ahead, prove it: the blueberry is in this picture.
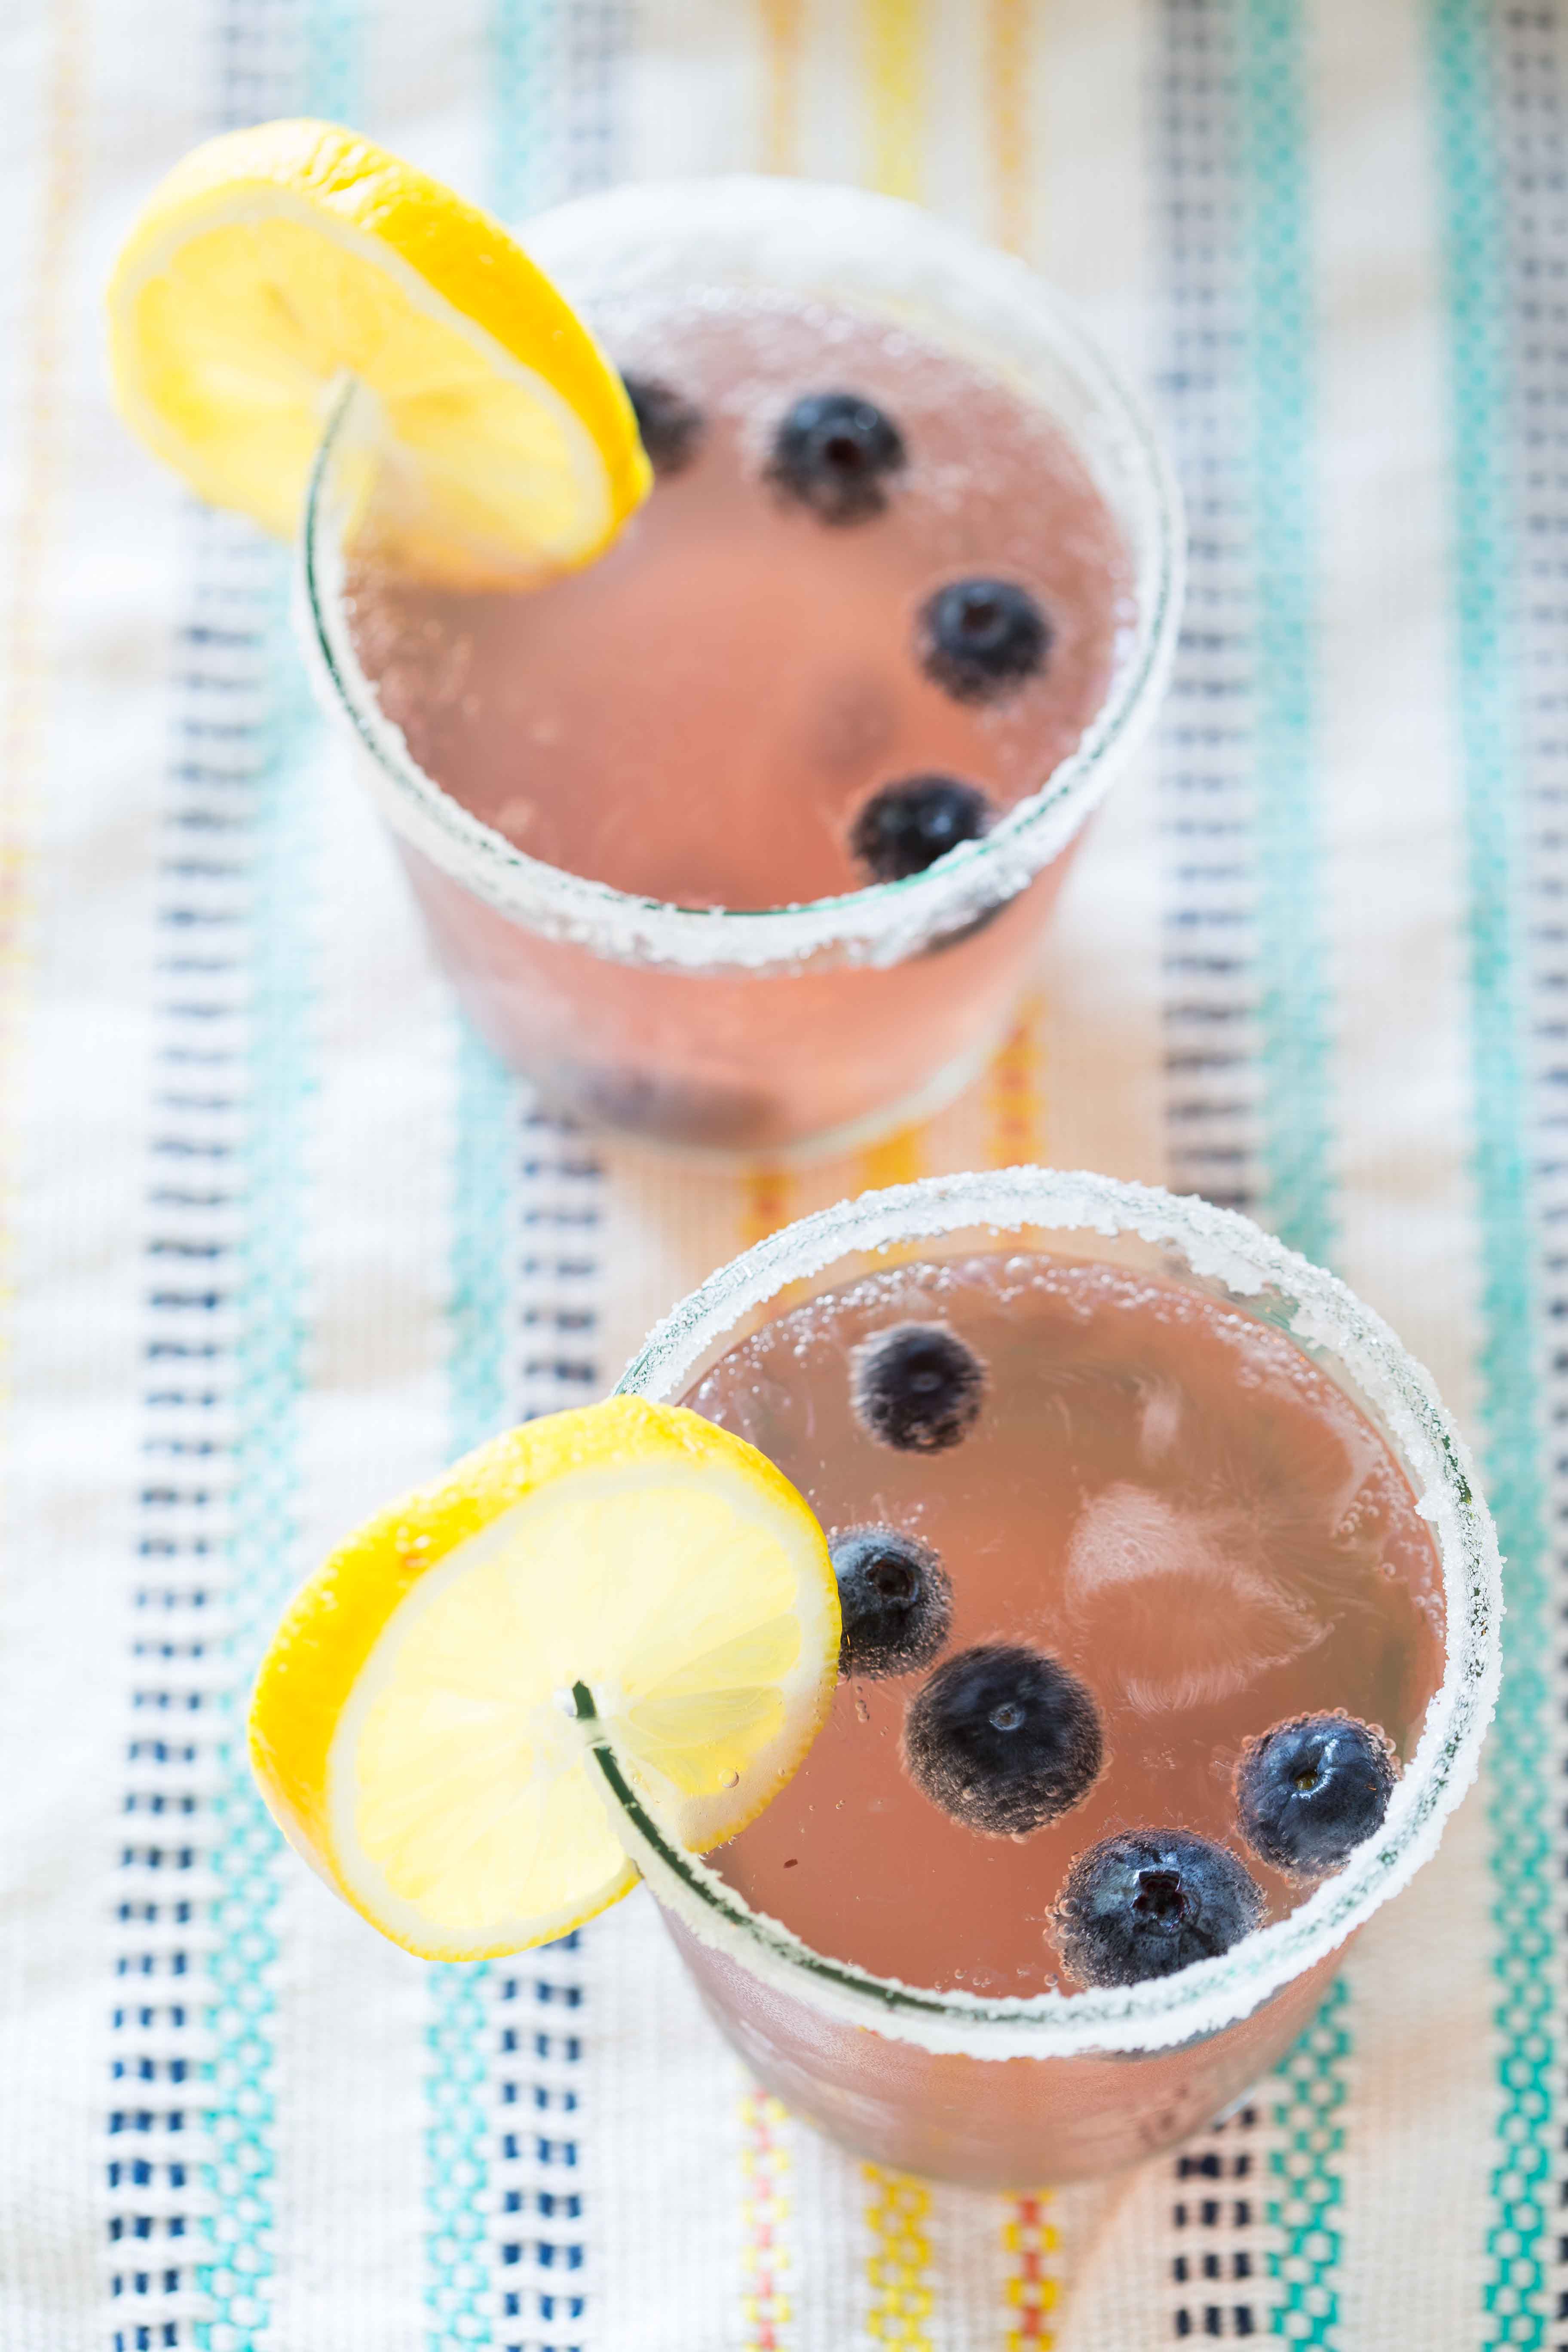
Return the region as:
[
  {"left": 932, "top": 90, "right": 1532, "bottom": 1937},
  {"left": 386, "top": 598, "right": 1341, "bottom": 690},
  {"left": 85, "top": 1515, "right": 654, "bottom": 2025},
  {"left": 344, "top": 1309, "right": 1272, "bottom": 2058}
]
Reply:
[
  {"left": 621, "top": 373, "right": 704, "bottom": 475},
  {"left": 919, "top": 578, "right": 1051, "bottom": 702},
  {"left": 850, "top": 776, "right": 995, "bottom": 884},
  {"left": 1054, "top": 1831, "right": 1264, "bottom": 1988},
  {"left": 903, "top": 1644, "right": 1103, "bottom": 1835},
  {"left": 1234, "top": 1712, "right": 1397, "bottom": 1878},
  {"left": 851, "top": 1322, "right": 986, "bottom": 1453},
  {"left": 831, "top": 1525, "right": 952, "bottom": 1679},
  {"left": 766, "top": 391, "right": 907, "bottom": 524},
  {"left": 564, "top": 1064, "right": 776, "bottom": 1148}
]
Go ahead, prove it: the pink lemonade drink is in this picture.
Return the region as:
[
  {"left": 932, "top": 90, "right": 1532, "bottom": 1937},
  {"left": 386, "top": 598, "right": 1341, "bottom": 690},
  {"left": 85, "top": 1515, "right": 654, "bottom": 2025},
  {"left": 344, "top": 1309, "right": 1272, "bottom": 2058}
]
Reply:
[
  {"left": 302, "top": 181, "right": 1182, "bottom": 1160},
  {"left": 610, "top": 1170, "right": 1498, "bottom": 2186}
]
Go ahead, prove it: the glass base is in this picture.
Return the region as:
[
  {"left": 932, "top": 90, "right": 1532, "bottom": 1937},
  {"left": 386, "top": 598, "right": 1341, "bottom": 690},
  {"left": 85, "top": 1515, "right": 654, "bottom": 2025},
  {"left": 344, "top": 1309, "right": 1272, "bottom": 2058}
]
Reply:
[{"left": 532, "top": 1016, "right": 1011, "bottom": 1173}]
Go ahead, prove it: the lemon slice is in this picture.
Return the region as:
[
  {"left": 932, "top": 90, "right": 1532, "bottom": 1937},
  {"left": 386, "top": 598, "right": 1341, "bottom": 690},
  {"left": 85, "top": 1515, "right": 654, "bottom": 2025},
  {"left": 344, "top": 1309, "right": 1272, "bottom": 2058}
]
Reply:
[
  {"left": 106, "top": 117, "right": 650, "bottom": 583},
  {"left": 248, "top": 1396, "right": 839, "bottom": 1960}
]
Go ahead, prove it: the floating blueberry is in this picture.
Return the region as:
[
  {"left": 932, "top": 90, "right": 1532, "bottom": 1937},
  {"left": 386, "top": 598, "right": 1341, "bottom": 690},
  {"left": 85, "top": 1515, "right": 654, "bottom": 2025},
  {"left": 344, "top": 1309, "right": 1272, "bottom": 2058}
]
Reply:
[
  {"left": 903, "top": 1644, "right": 1104, "bottom": 1835},
  {"left": 766, "top": 391, "right": 907, "bottom": 524},
  {"left": 1054, "top": 1830, "right": 1264, "bottom": 1988},
  {"left": 850, "top": 776, "right": 995, "bottom": 884},
  {"left": 1234, "top": 1712, "right": 1397, "bottom": 1878},
  {"left": 564, "top": 1064, "right": 776, "bottom": 1148},
  {"left": 919, "top": 578, "right": 1051, "bottom": 703},
  {"left": 621, "top": 373, "right": 704, "bottom": 475},
  {"left": 851, "top": 1322, "right": 986, "bottom": 1453},
  {"left": 831, "top": 1525, "right": 952, "bottom": 1679}
]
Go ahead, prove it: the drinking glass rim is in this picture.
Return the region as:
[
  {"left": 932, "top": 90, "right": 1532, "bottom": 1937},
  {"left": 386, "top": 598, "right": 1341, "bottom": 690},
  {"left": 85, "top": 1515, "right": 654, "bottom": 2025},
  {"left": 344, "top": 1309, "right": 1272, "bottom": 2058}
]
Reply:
[
  {"left": 298, "top": 174, "right": 1185, "bottom": 975},
  {"left": 611, "top": 1166, "right": 1501, "bottom": 2059}
]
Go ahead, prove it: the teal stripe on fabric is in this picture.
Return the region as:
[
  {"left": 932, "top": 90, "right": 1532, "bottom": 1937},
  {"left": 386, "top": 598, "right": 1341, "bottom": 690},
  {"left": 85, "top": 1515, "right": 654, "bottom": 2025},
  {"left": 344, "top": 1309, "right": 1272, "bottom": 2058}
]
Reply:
[
  {"left": 1231, "top": 4, "right": 1346, "bottom": 2341},
  {"left": 1428, "top": 2, "right": 1554, "bottom": 2343},
  {"left": 491, "top": 0, "right": 560, "bottom": 225},
  {"left": 425, "top": 1027, "right": 515, "bottom": 2352},
  {"left": 198, "top": 15, "right": 360, "bottom": 2346},
  {"left": 1237, "top": 0, "right": 1335, "bottom": 1273},
  {"left": 426, "top": 1947, "right": 499, "bottom": 2351},
  {"left": 305, "top": 0, "right": 361, "bottom": 124},
  {"left": 1271, "top": 1978, "right": 1349, "bottom": 2347},
  {"left": 198, "top": 547, "right": 317, "bottom": 2352},
  {"left": 424, "top": 17, "right": 565, "bottom": 2343}
]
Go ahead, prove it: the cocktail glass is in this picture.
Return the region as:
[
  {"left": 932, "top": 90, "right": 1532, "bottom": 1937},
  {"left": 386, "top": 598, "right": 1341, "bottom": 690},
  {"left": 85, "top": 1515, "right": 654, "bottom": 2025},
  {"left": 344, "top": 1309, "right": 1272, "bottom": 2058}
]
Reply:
[
  {"left": 608, "top": 1166, "right": 1498, "bottom": 2186},
  {"left": 299, "top": 179, "right": 1183, "bottom": 1163}
]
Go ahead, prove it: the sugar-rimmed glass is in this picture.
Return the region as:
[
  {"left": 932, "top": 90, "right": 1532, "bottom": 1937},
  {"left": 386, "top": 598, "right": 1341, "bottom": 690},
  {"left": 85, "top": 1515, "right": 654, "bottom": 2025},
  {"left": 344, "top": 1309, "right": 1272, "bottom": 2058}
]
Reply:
[
  {"left": 299, "top": 179, "right": 1184, "bottom": 1164},
  {"left": 609, "top": 1166, "right": 1499, "bottom": 2185}
]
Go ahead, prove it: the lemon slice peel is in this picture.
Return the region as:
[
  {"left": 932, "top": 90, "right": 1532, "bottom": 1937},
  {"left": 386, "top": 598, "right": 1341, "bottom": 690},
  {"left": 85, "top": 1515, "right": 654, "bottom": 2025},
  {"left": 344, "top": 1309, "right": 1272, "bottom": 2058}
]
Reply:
[
  {"left": 106, "top": 117, "right": 650, "bottom": 584},
  {"left": 248, "top": 1396, "right": 839, "bottom": 1961}
]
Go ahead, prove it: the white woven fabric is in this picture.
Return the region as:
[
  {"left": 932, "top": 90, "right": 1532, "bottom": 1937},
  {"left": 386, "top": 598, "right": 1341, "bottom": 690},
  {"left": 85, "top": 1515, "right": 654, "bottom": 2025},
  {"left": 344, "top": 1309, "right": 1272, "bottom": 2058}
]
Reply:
[{"left": 0, "top": 2, "right": 1541, "bottom": 2346}]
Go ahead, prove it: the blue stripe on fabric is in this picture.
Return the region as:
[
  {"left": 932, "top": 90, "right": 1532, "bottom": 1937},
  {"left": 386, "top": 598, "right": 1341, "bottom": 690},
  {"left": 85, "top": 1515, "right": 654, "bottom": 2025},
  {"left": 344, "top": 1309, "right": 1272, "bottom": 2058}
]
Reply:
[
  {"left": 1152, "top": 4, "right": 1354, "bottom": 2333},
  {"left": 450, "top": 1029, "right": 518, "bottom": 1458},
  {"left": 112, "top": 514, "right": 300, "bottom": 2352},
  {"left": 1153, "top": 4, "right": 1344, "bottom": 2338},
  {"left": 1153, "top": 0, "right": 1262, "bottom": 1226},
  {"left": 1232, "top": 12, "right": 1346, "bottom": 2337},
  {"left": 199, "top": 546, "right": 316, "bottom": 2352},
  {"left": 1428, "top": 2, "right": 1554, "bottom": 2343},
  {"left": 563, "top": 1, "right": 628, "bottom": 198},
  {"left": 1151, "top": 3, "right": 1280, "bottom": 2331}
]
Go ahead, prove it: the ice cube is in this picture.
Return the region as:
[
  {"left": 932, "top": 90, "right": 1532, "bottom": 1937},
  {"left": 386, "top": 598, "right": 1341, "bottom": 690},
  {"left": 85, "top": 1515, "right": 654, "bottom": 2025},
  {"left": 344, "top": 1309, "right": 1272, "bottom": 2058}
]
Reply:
[{"left": 1064, "top": 1482, "right": 1326, "bottom": 1715}]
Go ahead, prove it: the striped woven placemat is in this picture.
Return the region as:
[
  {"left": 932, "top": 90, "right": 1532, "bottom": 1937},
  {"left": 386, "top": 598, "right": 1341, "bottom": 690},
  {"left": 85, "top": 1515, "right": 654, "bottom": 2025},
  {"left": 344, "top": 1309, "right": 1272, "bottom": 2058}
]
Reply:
[{"left": 0, "top": 1, "right": 1550, "bottom": 2345}]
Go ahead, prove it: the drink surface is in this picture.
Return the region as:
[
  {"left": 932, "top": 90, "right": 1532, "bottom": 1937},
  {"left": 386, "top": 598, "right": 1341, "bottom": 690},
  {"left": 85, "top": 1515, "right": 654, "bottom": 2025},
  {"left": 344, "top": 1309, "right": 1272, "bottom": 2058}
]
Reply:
[
  {"left": 683, "top": 1253, "right": 1447, "bottom": 1999},
  {"left": 347, "top": 289, "right": 1132, "bottom": 910}
]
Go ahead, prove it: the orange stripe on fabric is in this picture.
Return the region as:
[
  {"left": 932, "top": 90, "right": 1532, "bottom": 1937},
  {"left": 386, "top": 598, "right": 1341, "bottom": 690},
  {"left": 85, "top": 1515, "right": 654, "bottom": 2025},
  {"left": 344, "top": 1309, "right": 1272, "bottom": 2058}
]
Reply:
[
  {"left": 0, "top": 0, "right": 84, "bottom": 1403},
  {"left": 863, "top": 2164, "right": 934, "bottom": 2347},
  {"left": 1004, "top": 2193, "right": 1058, "bottom": 2349},
  {"left": 858, "top": 1123, "right": 923, "bottom": 1194},
  {"left": 856, "top": 1123, "right": 925, "bottom": 1264},
  {"left": 980, "top": 0, "right": 1049, "bottom": 1176},
  {"left": 740, "top": 2090, "right": 794, "bottom": 2351},
  {"left": 854, "top": 0, "right": 927, "bottom": 1198},
  {"left": 759, "top": 0, "right": 805, "bottom": 175},
  {"left": 743, "top": 1165, "right": 795, "bottom": 1248},
  {"left": 986, "top": 996, "right": 1047, "bottom": 1169}
]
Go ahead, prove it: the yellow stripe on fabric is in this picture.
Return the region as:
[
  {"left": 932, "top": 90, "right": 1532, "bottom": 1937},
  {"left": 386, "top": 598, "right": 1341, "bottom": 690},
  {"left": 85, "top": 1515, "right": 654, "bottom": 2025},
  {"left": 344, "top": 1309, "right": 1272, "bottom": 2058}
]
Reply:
[
  {"left": 0, "top": 0, "right": 83, "bottom": 1418},
  {"left": 863, "top": 2165, "right": 934, "bottom": 2347},
  {"left": 862, "top": 0, "right": 925, "bottom": 202},
  {"left": 853, "top": 0, "right": 929, "bottom": 1200},
  {"left": 1003, "top": 2193, "right": 1058, "bottom": 2351},
  {"left": 858, "top": 1124, "right": 923, "bottom": 1193},
  {"left": 856, "top": 1124, "right": 926, "bottom": 1265},
  {"left": 760, "top": 0, "right": 805, "bottom": 175},
  {"left": 986, "top": 0, "right": 1032, "bottom": 257},
  {"left": 739, "top": 2090, "right": 794, "bottom": 2350},
  {"left": 730, "top": 0, "right": 819, "bottom": 1261}
]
